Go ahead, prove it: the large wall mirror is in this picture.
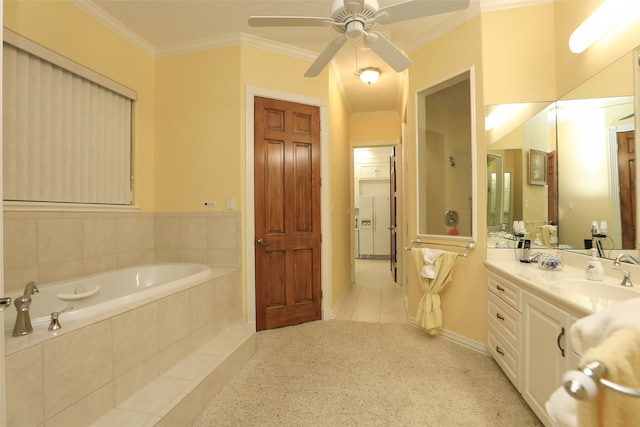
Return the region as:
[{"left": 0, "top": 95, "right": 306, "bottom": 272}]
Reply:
[
  {"left": 485, "top": 50, "right": 637, "bottom": 259},
  {"left": 417, "top": 70, "right": 475, "bottom": 240}
]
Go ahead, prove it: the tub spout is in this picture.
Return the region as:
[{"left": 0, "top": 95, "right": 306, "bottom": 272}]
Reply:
[{"left": 13, "top": 281, "right": 39, "bottom": 336}]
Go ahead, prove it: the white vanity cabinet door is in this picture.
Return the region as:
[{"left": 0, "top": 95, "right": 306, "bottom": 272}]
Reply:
[{"left": 522, "top": 291, "right": 573, "bottom": 427}]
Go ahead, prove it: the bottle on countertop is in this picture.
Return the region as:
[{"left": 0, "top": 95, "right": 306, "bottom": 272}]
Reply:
[{"left": 585, "top": 248, "right": 604, "bottom": 281}]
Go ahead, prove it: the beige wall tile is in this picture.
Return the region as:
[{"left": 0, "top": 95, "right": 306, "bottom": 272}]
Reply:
[
  {"left": 113, "top": 355, "right": 160, "bottom": 406},
  {"left": 38, "top": 259, "right": 83, "bottom": 286},
  {"left": 207, "top": 215, "right": 238, "bottom": 249},
  {"left": 190, "top": 280, "right": 216, "bottom": 331},
  {"left": 112, "top": 303, "right": 158, "bottom": 377},
  {"left": 43, "top": 321, "right": 113, "bottom": 418},
  {"left": 158, "top": 335, "right": 192, "bottom": 374},
  {"left": 37, "top": 218, "right": 82, "bottom": 264},
  {"left": 180, "top": 216, "right": 207, "bottom": 249},
  {"left": 44, "top": 384, "right": 114, "bottom": 427},
  {"left": 6, "top": 345, "right": 44, "bottom": 427},
  {"left": 154, "top": 216, "right": 180, "bottom": 249},
  {"left": 82, "top": 254, "right": 119, "bottom": 276},
  {"left": 154, "top": 386, "right": 202, "bottom": 427},
  {"left": 158, "top": 290, "right": 190, "bottom": 350},
  {"left": 4, "top": 218, "right": 37, "bottom": 269},
  {"left": 83, "top": 218, "right": 117, "bottom": 258},
  {"left": 4, "top": 265, "right": 38, "bottom": 293},
  {"left": 178, "top": 248, "right": 207, "bottom": 264}
]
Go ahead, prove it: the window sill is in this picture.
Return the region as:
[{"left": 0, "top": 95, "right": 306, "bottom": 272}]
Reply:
[{"left": 3, "top": 201, "right": 140, "bottom": 213}]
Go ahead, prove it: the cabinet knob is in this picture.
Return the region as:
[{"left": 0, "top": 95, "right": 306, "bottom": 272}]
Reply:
[
  {"left": 495, "top": 346, "right": 505, "bottom": 356},
  {"left": 496, "top": 312, "right": 505, "bottom": 321},
  {"left": 496, "top": 285, "right": 505, "bottom": 292}
]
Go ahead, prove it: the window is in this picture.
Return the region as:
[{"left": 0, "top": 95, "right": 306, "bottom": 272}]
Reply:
[{"left": 3, "top": 29, "right": 136, "bottom": 206}]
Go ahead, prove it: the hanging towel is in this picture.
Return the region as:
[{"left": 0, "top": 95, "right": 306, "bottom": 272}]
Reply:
[
  {"left": 545, "top": 386, "right": 577, "bottom": 427},
  {"left": 421, "top": 247, "right": 444, "bottom": 279},
  {"left": 570, "top": 297, "right": 640, "bottom": 355},
  {"left": 412, "top": 248, "right": 458, "bottom": 335},
  {"left": 576, "top": 328, "right": 640, "bottom": 427}
]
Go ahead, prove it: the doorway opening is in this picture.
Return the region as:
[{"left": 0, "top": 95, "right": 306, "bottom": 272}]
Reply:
[{"left": 353, "top": 145, "right": 397, "bottom": 283}]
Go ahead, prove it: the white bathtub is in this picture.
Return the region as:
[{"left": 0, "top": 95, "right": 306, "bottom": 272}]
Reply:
[{"left": 5, "top": 263, "right": 215, "bottom": 331}]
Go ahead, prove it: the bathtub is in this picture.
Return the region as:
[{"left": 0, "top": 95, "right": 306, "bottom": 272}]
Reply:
[
  {"left": 4, "top": 262, "right": 246, "bottom": 426},
  {"left": 5, "top": 263, "right": 216, "bottom": 332}
]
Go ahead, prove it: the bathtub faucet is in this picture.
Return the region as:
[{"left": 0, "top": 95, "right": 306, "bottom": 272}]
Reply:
[{"left": 13, "top": 281, "right": 39, "bottom": 336}]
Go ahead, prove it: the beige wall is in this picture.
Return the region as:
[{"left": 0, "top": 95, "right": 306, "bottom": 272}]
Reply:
[
  {"left": 328, "top": 69, "right": 352, "bottom": 310},
  {"left": 405, "top": 16, "right": 487, "bottom": 343},
  {"left": 482, "top": 3, "right": 556, "bottom": 105},
  {"left": 350, "top": 112, "right": 401, "bottom": 143}
]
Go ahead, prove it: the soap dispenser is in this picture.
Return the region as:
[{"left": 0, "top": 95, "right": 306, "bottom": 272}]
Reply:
[{"left": 585, "top": 248, "right": 604, "bottom": 281}]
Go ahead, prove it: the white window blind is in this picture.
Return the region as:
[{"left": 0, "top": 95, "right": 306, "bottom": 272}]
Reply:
[{"left": 3, "top": 31, "right": 135, "bottom": 206}]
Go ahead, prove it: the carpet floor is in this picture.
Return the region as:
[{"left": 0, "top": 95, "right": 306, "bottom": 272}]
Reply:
[{"left": 192, "top": 320, "right": 543, "bottom": 426}]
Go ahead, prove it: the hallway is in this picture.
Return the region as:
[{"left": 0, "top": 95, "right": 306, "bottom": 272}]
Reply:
[{"left": 335, "top": 259, "right": 406, "bottom": 323}]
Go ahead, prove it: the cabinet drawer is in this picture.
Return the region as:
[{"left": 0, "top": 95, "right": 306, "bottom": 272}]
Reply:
[
  {"left": 488, "top": 324, "right": 520, "bottom": 390},
  {"left": 487, "top": 271, "right": 521, "bottom": 310},
  {"left": 488, "top": 291, "right": 521, "bottom": 349}
]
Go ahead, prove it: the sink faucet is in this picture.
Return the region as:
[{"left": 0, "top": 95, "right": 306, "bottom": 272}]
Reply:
[
  {"left": 613, "top": 254, "right": 639, "bottom": 287},
  {"left": 13, "top": 281, "right": 39, "bottom": 336}
]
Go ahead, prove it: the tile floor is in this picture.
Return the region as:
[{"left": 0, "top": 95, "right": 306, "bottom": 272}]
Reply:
[{"left": 335, "top": 259, "right": 407, "bottom": 323}]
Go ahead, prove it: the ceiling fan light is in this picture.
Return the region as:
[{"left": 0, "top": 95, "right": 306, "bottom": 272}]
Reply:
[{"left": 359, "top": 67, "right": 381, "bottom": 84}]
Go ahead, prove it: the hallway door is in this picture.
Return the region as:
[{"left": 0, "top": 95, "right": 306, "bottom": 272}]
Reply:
[
  {"left": 254, "top": 96, "right": 322, "bottom": 331},
  {"left": 389, "top": 147, "right": 397, "bottom": 281}
]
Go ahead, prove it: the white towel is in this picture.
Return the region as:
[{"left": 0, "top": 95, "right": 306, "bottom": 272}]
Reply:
[
  {"left": 545, "top": 386, "right": 577, "bottom": 427},
  {"left": 421, "top": 248, "right": 444, "bottom": 279},
  {"left": 570, "top": 297, "right": 640, "bottom": 355}
]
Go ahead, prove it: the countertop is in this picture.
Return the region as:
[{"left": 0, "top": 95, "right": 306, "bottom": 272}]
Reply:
[{"left": 485, "top": 248, "right": 640, "bottom": 318}]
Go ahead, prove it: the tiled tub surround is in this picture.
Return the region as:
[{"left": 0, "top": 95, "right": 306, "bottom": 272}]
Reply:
[
  {"left": 3, "top": 210, "right": 241, "bottom": 293},
  {"left": 4, "top": 265, "right": 254, "bottom": 427}
]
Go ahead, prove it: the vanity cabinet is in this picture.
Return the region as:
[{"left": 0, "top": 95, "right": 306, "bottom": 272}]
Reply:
[
  {"left": 486, "top": 271, "right": 522, "bottom": 389},
  {"left": 521, "top": 292, "right": 573, "bottom": 426},
  {"left": 486, "top": 268, "right": 580, "bottom": 427}
]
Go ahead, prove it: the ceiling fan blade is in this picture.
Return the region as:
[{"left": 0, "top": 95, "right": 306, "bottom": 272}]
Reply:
[
  {"left": 304, "top": 36, "right": 348, "bottom": 77},
  {"left": 363, "top": 31, "right": 412, "bottom": 72},
  {"left": 248, "top": 16, "right": 332, "bottom": 27},
  {"left": 376, "top": 0, "right": 470, "bottom": 25}
]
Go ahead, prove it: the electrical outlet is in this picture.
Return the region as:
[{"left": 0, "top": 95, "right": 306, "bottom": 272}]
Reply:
[
  {"left": 204, "top": 201, "right": 216, "bottom": 207},
  {"left": 226, "top": 197, "right": 234, "bottom": 210}
]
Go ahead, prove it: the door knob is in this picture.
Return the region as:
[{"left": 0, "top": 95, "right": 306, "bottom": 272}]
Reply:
[
  {"left": 0, "top": 297, "right": 12, "bottom": 312},
  {"left": 257, "top": 239, "right": 270, "bottom": 247}
]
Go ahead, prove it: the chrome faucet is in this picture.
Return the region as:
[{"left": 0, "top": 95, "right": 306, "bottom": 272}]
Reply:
[
  {"left": 613, "top": 254, "right": 639, "bottom": 287},
  {"left": 13, "top": 281, "right": 39, "bottom": 336}
]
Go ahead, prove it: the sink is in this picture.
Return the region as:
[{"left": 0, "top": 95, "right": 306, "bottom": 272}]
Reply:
[{"left": 549, "top": 279, "right": 640, "bottom": 311}]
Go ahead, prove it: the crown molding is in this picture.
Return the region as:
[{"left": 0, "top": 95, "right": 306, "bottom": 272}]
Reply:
[{"left": 69, "top": 0, "right": 156, "bottom": 56}]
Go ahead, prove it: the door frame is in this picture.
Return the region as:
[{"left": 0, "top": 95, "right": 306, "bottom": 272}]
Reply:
[{"left": 245, "top": 85, "right": 329, "bottom": 332}]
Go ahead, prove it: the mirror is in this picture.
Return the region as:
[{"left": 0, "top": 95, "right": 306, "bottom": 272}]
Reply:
[
  {"left": 417, "top": 70, "right": 475, "bottom": 239},
  {"left": 485, "top": 51, "right": 636, "bottom": 259},
  {"left": 486, "top": 102, "right": 557, "bottom": 247}
]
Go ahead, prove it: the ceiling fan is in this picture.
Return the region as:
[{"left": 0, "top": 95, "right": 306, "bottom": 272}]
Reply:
[{"left": 248, "top": 0, "right": 471, "bottom": 77}]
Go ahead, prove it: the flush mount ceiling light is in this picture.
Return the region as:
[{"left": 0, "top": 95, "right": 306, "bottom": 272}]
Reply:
[
  {"left": 359, "top": 67, "right": 381, "bottom": 85},
  {"left": 569, "top": 0, "right": 640, "bottom": 54}
]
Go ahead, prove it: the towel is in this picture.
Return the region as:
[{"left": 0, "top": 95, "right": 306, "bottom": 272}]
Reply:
[
  {"left": 577, "top": 328, "right": 640, "bottom": 427},
  {"left": 570, "top": 297, "right": 640, "bottom": 355},
  {"left": 420, "top": 247, "right": 444, "bottom": 279},
  {"left": 545, "top": 386, "right": 577, "bottom": 427},
  {"left": 411, "top": 248, "right": 458, "bottom": 335}
]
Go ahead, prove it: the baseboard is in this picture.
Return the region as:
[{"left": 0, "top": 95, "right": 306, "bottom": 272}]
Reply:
[
  {"left": 325, "top": 279, "right": 355, "bottom": 320},
  {"left": 407, "top": 316, "right": 487, "bottom": 355}
]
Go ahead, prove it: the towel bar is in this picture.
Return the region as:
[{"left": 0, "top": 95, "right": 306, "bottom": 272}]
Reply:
[
  {"left": 563, "top": 361, "right": 640, "bottom": 400},
  {"left": 404, "top": 239, "right": 475, "bottom": 257}
]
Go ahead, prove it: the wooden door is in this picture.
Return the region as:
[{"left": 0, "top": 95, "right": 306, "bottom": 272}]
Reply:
[
  {"left": 254, "top": 96, "right": 322, "bottom": 331},
  {"left": 617, "top": 130, "right": 636, "bottom": 249},
  {"left": 389, "top": 147, "right": 397, "bottom": 281}
]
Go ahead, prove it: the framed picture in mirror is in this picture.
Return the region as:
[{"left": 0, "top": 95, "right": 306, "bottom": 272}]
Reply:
[{"left": 528, "top": 149, "right": 547, "bottom": 185}]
